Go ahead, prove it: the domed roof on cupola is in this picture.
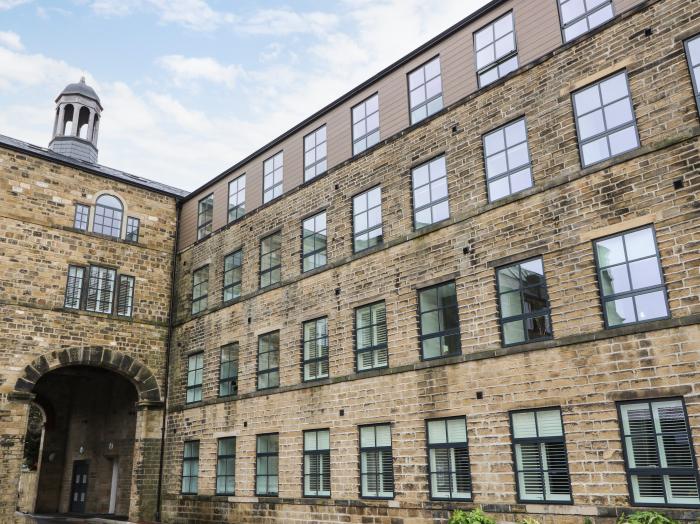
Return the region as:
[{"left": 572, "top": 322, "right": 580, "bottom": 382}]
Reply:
[{"left": 57, "top": 77, "right": 101, "bottom": 105}]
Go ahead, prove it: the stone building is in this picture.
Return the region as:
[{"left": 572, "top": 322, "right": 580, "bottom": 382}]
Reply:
[{"left": 1, "top": 0, "right": 700, "bottom": 522}]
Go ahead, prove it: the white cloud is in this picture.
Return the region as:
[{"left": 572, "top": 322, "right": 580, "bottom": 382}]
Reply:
[
  {"left": 0, "top": 46, "right": 85, "bottom": 91},
  {"left": 239, "top": 9, "right": 338, "bottom": 36},
  {"left": 0, "top": 0, "right": 30, "bottom": 10},
  {"left": 157, "top": 55, "right": 243, "bottom": 89},
  {"left": 0, "top": 31, "right": 23, "bottom": 51}
]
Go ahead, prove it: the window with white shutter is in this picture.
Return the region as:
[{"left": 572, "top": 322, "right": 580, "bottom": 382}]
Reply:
[
  {"left": 116, "top": 275, "right": 135, "bottom": 317},
  {"left": 427, "top": 417, "right": 471, "bottom": 500},
  {"left": 303, "top": 317, "right": 329, "bottom": 381},
  {"left": 85, "top": 265, "right": 116, "bottom": 314},
  {"left": 360, "top": 424, "right": 394, "bottom": 498},
  {"left": 304, "top": 429, "right": 331, "bottom": 497},
  {"left": 64, "top": 265, "right": 85, "bottom": 309},
  {"left": 510, "top": 408, "right": 572, "bottom": 503},
  {"left": 619, "top": 399, "right": 700, "bottom": 506},
  {"left": 355, "top": 301, "right": 388, "bottom": 371}
]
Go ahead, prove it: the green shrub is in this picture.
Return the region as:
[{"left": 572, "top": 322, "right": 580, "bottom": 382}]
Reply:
[
  {"left": 616, "top": 511, "right": 679, "bottom": 524},
  {"left": 448, "top": 509, "right": 496, "bottom": 524},
  {"left": 518, "top": 518, "right": 541, "bottom": 524}
]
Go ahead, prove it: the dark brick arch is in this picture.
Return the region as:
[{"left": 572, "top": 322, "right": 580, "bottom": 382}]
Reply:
[{"left": 14, "top": 346, "right": 161, "bottom": 402}]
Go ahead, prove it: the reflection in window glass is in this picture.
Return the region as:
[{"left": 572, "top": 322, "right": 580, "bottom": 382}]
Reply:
[
  {"left": 304, "top": 126, "right": 327, "bottom": 182},
  {"left": 260, "top": 232, "right": 282, "bottom": 288},
  {"left": 474, "top": 12, "right": 518, "bottom": 87},
  {"left": 93, "top": 194, "right": 123, "bottom": 238},
  {"left": 353, "top": 187, "right": 382, "bottom": 252},
  {"left": 418, "top": 282, "right": 460, "bottom": 360},
  {"left": 228, "top": 174, "right": 246, "bottom": 222},
  {"left": 412, "top": 156, "right": 449, "bottom": 229},
  {"left": 257, "top": 331, "right": 280, "bottom": 390},
  {"left": 352, "top": 94, "right": 380, "bottom": 155},
  {"left": 558, "top": 0, "right": 614, "bottom": 42},
  {"left": 263, "top": 152, "right": 284, "bottom": 203},
  {"left": 302, "top": 212, "right": 327, "bottom": 272},
  {"left": 685, "top": 35, "right": 700, "bottom": 114},
  {"left": 256, "top": 434, "right": 279, "bottom": 496},
  {"left": 483, "top": 118, "right": 533, "bottom": 201},
  {"left": 408, "top": 57, "right": 443, "bottom": 124}
]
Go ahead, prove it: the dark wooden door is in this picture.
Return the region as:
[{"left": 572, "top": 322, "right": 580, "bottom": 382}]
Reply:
[{"left": 69, "top": 460, "right": 89, "bottom": 513}]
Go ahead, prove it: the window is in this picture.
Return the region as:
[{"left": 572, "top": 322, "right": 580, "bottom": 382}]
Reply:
[
  {"left": 64, "top": 265, "right": 85, "bottom": 309},
  {"left": 223, "top": 250, "right": 242, "bottom": 302},
  {"left": 303, "top": 317, "right": 329, "bottom": 381},
  {"left": 511, "top": 408, "right": 572, "bottom": 503},
  {"left": 186, "top": 352, "right": 204, "bottom": 404},
  {"left": 73, "top": 204, "right": 89, "bottom": 231},
  {"left": 302, "top": 212, "right": 327, "bottom": 272},
  {"left": 304, "top": 126, "right": 327, "bottom": 182},
  {"left": 125, "top": 217, "right": 140, "bottom": 242},
  {"left": 353, "top": 186, "right": 382, "bottom": 252},
  {"left": 256, "top": 434, "right": 279, "bottom": 496},
  {"left": 619, "top": 399, "right": 700, "bottom": 506},
  {"left": 191, "top": 265, "right": 209, "bottom": 315},
  {"left": 228, "top": 174, "right": 246, "bottom": 222},
  {"left": 426, "top": 417, "right": 471, "bottom": 500},
  {"left": 685, "top": 35, "right": 700, "bottom": 114},
  {"left": 355, "top": 301, "right": 388, "bottom": 371},
  {"left": 572, "top": 70, "right": 639, "bottom": 167},
  {"left": 558, "top": 0, "right": 614, "bottom": 42},
  {"left": 483, "top": 117, "right": 533, "bottom": 202},
  {"left": 260, "top": 232, "right": 282, "bottom": 288},
  {"left": 359, "top": 424, "right": 394, "bottom": 498},
  {"left": 263, "top": 151, "right": 284, "bottom": 203},
  {"left": 474, "top": 12, "right": 518, "bottom": 87},
  {"left": 412, "top": 155, "right": 449, "bottom": 229},
  {"left": 197, "top": 194, "right": 213, "bottom": 240},
  {"left": 304, "top": 429, "right": 331, "bottom": 497},
  {"left": 116, "top": 275, "right": 135, "bottom": 317},
  {"left": 181, "top": 441, "right": 199, "bottom": 494},
  {"left": 352, "top": 94, "right": 380, "bottom": 156},
  {"left": 216, "top": 437, "right": 236, "bottom": 496},
  {"left": 418, "top": 282, "right": 460, "bottom": 360},
  {"left": 93, "top": 194, "right": 123, "bottom": 238},
  {"left": 85, "top": 265, "right": 116, "bottom": 314},
  {"left": 408, "top": 57, "right": 443, "bottom": 124},
  {"left": 496, "top": 257, "right": 552, "bottom": 346},
  {"left": 257, "top": 331, "right": 279, "bottom": 390},
  {"left": 219, "top": 343, "right": 238, "bottom": 397},
  {"left": 593, "top": 226, "right": 668, "bottom": 328}
]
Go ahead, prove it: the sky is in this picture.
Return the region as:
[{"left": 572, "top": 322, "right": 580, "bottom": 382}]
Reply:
[{"left": 0, "top": 0, "right": 490, "bottom": 191}]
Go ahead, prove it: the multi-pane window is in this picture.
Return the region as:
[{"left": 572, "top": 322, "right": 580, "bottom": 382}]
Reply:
[
  {"left": 483, "top": 117, "right": 533, "bottom": 202},
  {"left": 511, "top": 408, "right": 572, "bottom": 503},
  {"left": 304, "top": 126, "right": 327, "bottom": 182},
  {"left": 256, "top": 434, "right": 279, "bottom": 496},
  {"left": 191, "top": 265, "right": 209, "bottom": 315},
  {"left": 353, "top": 186, "right": 382, "bottom": 252},
  {"left": 685, "top": 35, "right": 700, "bottom": 113},
  {"left": 558, "top": 0, "right": 614, "bottom": 42},
  {"left": 360, "top": 424, "right": 394, "bottom": 499},
  {"left": 304, "top": 429, "right": 331, "bottom": 497},
  {"left": 216, "top": 437, "right": 236, "bottom": 496},
  {"left": 228, "top": 174, "right": 246, "bottom": 222},
  {"left": 572, "top": 70, "right": 639, "bottom": 167},
  {"left": 303, "top": 317, "right": 329, "bottom": 382},
  {"left": 412, "top": 155, "right": 449, "bottom": 229},
  {"left": 73, "top": 204, "right": 89, "bottom": 231},
  {"left": 352, "top": 94, "right": 380, "bottom": 156},
  {"left": 497, "top": 257, "right": 552, "bottom": 346},
  {"left": 181, "top": 441, "right": 199, "bottom": 494},
  {"left": 257, "top": 331, "right": 280, "bottom": 390},
  {"left": 64, "top": 265, "right": 85, "bottom": 309},
  {"left": 418, "top": 282, "right": 461, "bottom": 360},
  {"left": 263, "top": 151, "right": 284, "bottom": 203},
  {"left": 85, "top": 265, "right": 116, "bottom": 314},
  {"left": 219, "top": 343, "right": 238, "bottom": 397},
  {"left": 593, "top": 226, "right": 669, "bottom": 328},
  {"left": 408, "top": 57, "right": 443, "bottom": 124},
  {"left": 186, "top": 352, "right": 204, "bottom": 404},
  {"left": 260, "top": 232, "right": 282, "bottom": 288},
  {"left": 93, "top": 194, "right": 123, "bottom": 238},
  {"left": 302, "top": 212, "right": 327, "bottom": 272},
  {"left": 619, "top": 399, "right": 700, "bottom": 506},
  {"left": 223, "top": 250, "right": 242, "bottom": 303},
  {"left": 474, "top": 12, "right": 518, "bottom": 87},
  {"left": 116, "top": 275, "right": 135, "bottom": 317},
  {"left": 197, "top": 194, "right": 213, "bottom": 240},
  {"left": 125, "top": 216, "right": 140, "bottom": 242},
  {"left": 355, "top": 301, "right": 388, "bottom": 371},
  {"left": 426, "top": 417, "right": 472, "bottom": 500}
]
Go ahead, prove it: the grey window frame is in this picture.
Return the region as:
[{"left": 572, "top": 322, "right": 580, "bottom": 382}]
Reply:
[
  {"left": 304, "top": 125, "right": 327, "bottom": 182},
  {"left": 418, "top": 281, "right": 461, "bottom": 361},
  {"left": 64, "top": 265, "right": 85, "bottom": 309},
  {"left": 302, "top": 211, "right": 327, "bottom": 273},
  {"left": 186, "top": 352, "right": 204, "bottom": 404},
  {"left": 592, "top": 225, "right": 669, "bottom": 329},
  {"left": 227, "top": 174, "right": 246, "bottom": 223},
  {"left": 255, "top": 433, "right": 279, "bottom": 496},
  {"left": 263, "top": 151, "right": 284, "bottom": 204},
  {"left": 474, "top": 11, "right": 519, "bottom": 88},
  {"left": 223, "top": 250, "right": 242, "bottom": 303},
  {"left": 219, "top": 342, "right": 238, "bottom": 397},
  {"left": 684, "top": 34, "right": 700, "bottom": 116},
  {"left": 257, "top": 331, "right": 280, "bottom": 390},
  {"left": 496, "top": 257, "right": 553, "bottom": 347},
  {"left": 571, "top": 70, "right": 640, "bottom": 168},
  {"left": 354, "top": 300, "right": 388, "bottom": 372},
  {"left": 191, "top": 265, "right": 209, "bottom": 315},
  {"left": 73, "top": 204, "right": 90, "bottom": 231},
  {"left": 197, "top": 193, "right": 213, "bottom": 240},
  {"left": 352, "top": 93, "right": 380, "bottom": 156},
  {"left": 359, "top": 423, "right": 394, "bottom": 499},
  {"left": 125, "top": 216, "right": 140, "bottom": 242},
  {"left": 302, "top": 317, "right": 329, "bottom": 382},
  {"left": 557, "top": 0, "right": 614, "bottom": 43},
  {"left": 259, "top": 232, "right": 282, "bottom": 289},
  {"left": 407, "top": 56, "right": 443, "bottom": 125},
  {"left": 426, "top": 416, "right": 472, "bottom": 501},
  {"left": 482, "top": 116, "right": 533, "bottom": 202},
  {"left": 216, "top": 437, "right": 236, "bottom": 496},
  {"left": 411, "top": 155, "right": 450, "bottom": 230},
  {"left": 181, "top": 440, "right": 199, "bottom": 495},
  {"left": 116, "top": 274, "right": 135, "bottom": 317},
  {"left": 352, "top": 186, "right": 383, "bottom": 253},
  {"left": 85, "top": 265, "right": 116, "bottom": 314},
  {"left": 303, "top": 429, "right": 331, "bottom": 498},
  {"left": 93, "top": 194, "right": 123, "bottom": 238}
]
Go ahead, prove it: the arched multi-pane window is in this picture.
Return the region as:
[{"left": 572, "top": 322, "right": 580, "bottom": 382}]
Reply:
[{"left": 93, "top": 194, "right": 123, "bottom": 238}]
